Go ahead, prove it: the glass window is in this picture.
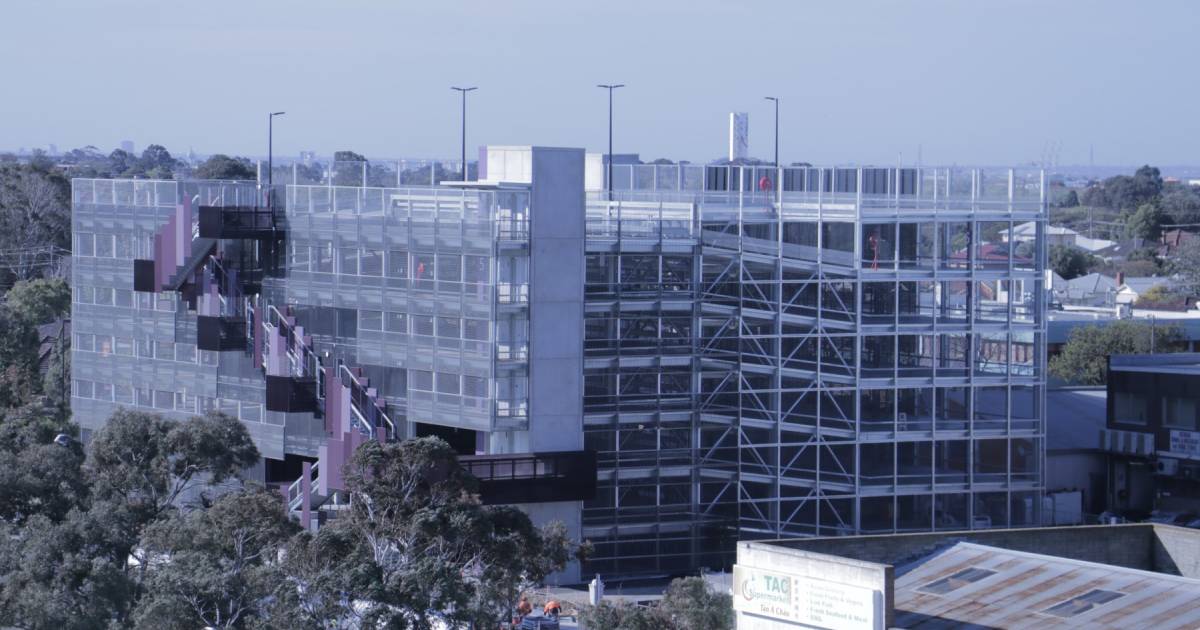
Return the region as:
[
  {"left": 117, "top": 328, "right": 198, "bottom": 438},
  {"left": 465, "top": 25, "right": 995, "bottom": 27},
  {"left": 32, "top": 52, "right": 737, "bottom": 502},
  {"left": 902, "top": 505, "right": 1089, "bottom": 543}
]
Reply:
[
  {"left": 412, "top": 370, "right": 433, "bottom": 391},
  {"left": 75, "top": 286, "right": 94, "bottom": 304},
  {"left": 360, "top": 249, "right": 383, "bottom": 276},
  {"left": 359, "top": 309, "right": 382, "bottom": 331},
  {"left": 73, "top": 379, "right": 94, "bottom": 398},
  {"left": 385, "top": 311, "right": 407, "bottom": 333},
  {"left": 290, "top": 240, "right": 310, "bottom": 271},
  {"left": 464, "top": 255, "right": 489, "bottom": 283},
  {"left": 413, "top": 254, "right": 435, "bottom": 280},
  {"left": 153, "top": 340, "right": 174, "bottom": 361},
  {"left": 75, "top": 233, "right": 94, "bottom": 257},
  {"left": 436, "top": 372, "right": 460, "bottom": 395},
  {"left": 114, "top": 384, "right": 133, "bottom": 404},
  {"left": 74, "top": 333, "right": 95, "bottom": 352},
  {"left": 437, "top": 316, "right": 461, "bottom": 339},
  {"left": 412, "top": 315, "right": 434, "bottom": 337},
  {"left": 463, "top": 319, "right": 489, "bottom": 341},
  {"left": 339, "top": 247, "right": 358, "bottom": 275},
  {"left": 313, "top": 241, "right": 334, "bottom": 273},
  {"left": 115, "top": 234, "right": 133, "bottom": 259},
  {"left": 218, "top": 399, "right": 239, "bottom": 417},
  {"left": 136, "top": 388, "right": 152, "bottom": 408},
  {"left": 240, "top": 402, "right": 262, "bottom": 423},
  {"left": 387, "top": 250, "right": 408, "bottom": 278},
  {"left": 437, "top": 254, "right": 462, "bottom": 282},
  {"left": 1114, "top": 391, "right": 1148, "bottom": 425},
  {"left": 95, "top": 234, "right": 114, "bottom": 258},
  {"left": 463, "top": 375, "right": 487, "bottom": 397},
  {"left": 95, "top": 287, "right": 113, "bottom": 306},
  {"left": 114, "top": 337, "right": 134, "bottom": 356},
  {"left": 153, "top": 390, "right": 173, "bottom": 410},
  {"left": 114, "top": 289, "right": 133, "bottom": 308},
  {"left": 1163, "top": 397, "right": 1198, "bottom": 430},
  {"left": 175, "top": 392, "right": 195, "bottom": 413},
  {"left": 175, "top": 343, "right": 196, "bottom": 364}
]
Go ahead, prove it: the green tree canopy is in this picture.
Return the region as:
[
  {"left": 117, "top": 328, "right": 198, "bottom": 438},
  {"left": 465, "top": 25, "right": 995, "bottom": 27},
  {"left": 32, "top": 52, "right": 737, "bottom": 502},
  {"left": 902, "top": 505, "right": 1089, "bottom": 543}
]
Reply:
[
  {"left": 5, "top": 277, "right": 69, "bottom": 325},
  {"left": 580, "top": 576, "right": 734, "bottom": 630},
  {"left": 278, "top": 437, "right": 578, "bottom": 629},
  {"left": 1081, "top": 164, "right": 1164, "bottom": 212},
  {"left": 1049, "top": 320, "right": 1185, "bottom": 385},
  {"left": 194, "top": 154, "right": 256, "bottom": 181},
  {"left": 1048, "top": 244, "right": 1094, "bottom": 280},
  {"left": 0, "top": 402, "right": 84, "bottom": 525},
  {"left": 0, "top": 304, "right": 42, "bottom": 409},
  {"left": 659, "top": 576, "right": 735, "bottom": 630},
  {"left": 133, "top": 487, "right": 298, "bottom": 629},
  {"left": 1160, "top": 184, "right": 1200, "bottom": 225},
  {"left": 87, "top": 409, "right": 260, "bottom": 524},
  {"left": 138, "top": 144, "right": 177, "bottom": 179},
  {"left": 1126, "top": 202, "right": 1168, "bottom": 240},
  {"left": 1173, "top": 237, "right": 1200, "bottom": 294},
  {"left": 0, "top": 409, "right": 261, "bottom": 629}
]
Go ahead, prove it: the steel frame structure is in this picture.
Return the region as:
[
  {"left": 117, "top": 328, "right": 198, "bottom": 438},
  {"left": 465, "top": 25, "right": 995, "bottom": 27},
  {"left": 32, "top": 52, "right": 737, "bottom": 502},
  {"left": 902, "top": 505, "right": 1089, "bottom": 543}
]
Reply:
[{"left": 581, "top": 166, "right": 1046, "bottom": 576}]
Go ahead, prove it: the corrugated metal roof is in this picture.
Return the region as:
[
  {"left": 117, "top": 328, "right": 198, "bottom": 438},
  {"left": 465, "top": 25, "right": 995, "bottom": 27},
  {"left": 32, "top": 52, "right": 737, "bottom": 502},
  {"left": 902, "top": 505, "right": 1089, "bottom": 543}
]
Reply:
[{"left": 894, "top": 542, "right": 1200, "bottom": 629}]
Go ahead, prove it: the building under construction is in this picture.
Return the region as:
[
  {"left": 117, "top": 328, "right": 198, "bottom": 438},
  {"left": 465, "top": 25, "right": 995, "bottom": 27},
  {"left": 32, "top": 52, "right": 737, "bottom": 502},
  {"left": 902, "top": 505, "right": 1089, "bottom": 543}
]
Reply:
[{"left": 70, "top": 146, "right": 1047, "bottom": 580}]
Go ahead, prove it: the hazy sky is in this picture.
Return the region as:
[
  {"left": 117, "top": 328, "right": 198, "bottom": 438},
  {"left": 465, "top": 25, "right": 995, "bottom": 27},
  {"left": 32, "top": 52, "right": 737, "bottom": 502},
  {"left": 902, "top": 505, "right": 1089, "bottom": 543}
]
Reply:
[{"left": 2, "top": 0, "right": 1197, "bottom": 166}]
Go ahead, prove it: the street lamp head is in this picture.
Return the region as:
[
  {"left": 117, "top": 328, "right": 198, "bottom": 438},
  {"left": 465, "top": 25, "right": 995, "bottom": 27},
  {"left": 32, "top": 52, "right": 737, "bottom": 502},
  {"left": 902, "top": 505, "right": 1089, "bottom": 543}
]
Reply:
[
  {"left": 271, "top": 111, "right": 286, "bottom": 117},
  {"left": 451, "top": 86, "right": 478, "bottom": 92},
  {"left": 764, "top": 97, "right": 777, "bottom": 102},
  {"left": 597, "top": 84, "right": 625, "bottom": 89}
]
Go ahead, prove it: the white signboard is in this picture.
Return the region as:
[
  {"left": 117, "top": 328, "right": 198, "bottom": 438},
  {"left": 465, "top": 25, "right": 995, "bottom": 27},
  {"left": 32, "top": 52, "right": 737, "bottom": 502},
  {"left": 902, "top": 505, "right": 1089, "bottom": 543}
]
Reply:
[
  {"left": 733, "top": 565, "right": 881, "bottom": 629},
  {"left": 1170, "top": 430, "right": 1200, "bottom": 458}
]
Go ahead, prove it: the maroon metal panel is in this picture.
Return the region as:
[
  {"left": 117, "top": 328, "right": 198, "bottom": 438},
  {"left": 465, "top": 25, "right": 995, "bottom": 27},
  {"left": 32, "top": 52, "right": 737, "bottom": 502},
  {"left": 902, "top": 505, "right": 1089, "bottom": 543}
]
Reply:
[{"left": 324, "top": 366, "right": 338, "bottom": 436}]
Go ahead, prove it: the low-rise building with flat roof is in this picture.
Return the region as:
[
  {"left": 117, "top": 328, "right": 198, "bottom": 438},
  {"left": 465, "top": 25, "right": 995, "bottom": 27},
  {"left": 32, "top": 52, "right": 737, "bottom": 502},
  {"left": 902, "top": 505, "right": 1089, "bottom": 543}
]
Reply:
[{"left": 734, "top": 523, "right": 1200, "bottom": 629}]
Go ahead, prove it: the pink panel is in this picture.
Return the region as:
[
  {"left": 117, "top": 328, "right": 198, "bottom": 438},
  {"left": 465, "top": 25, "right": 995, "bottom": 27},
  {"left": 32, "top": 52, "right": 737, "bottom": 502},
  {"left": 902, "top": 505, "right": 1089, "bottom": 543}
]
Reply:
[{"left": 300, "top": 461, "right": 312, "bottom": 530}]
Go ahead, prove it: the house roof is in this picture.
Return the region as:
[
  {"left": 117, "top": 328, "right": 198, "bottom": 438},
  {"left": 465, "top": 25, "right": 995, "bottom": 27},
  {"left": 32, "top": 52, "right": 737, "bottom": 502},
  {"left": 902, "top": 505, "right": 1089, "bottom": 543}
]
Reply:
[
  {"left": 1119, "top": 277, "right": 1170, "bottom": 294},
  {"left": 1065, "top": 273, "right": 1118, "bottom": 294},
  {"left": 1005, "top": 221, "right": 1075, "bottom": 237},
  {"left": 897, "top": 540, "right": 1200, "bottom": 628},
  {"left": 893, "top": 542, "right": 1200, "bottom": 629},
  {"left": 1075, "top": 235, "right": 1117, "bottom": 252}
]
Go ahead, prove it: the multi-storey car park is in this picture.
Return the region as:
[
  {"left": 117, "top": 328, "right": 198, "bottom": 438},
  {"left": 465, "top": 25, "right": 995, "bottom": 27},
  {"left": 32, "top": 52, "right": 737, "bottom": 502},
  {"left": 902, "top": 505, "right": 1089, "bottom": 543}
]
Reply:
[{"left": 70, "top": 146, "right": 1047, "bottom": 580}]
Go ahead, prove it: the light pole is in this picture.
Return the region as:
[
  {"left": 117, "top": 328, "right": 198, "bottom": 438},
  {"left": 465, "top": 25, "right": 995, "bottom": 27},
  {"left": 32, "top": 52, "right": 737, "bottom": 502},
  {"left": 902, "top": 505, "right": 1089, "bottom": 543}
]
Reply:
[
  {"left": 764, "top": 96, "right": 779, "bottom": 167},
  {"left": 598, "top": 84, "right": 624, "bottom": 201},
  {"left": 451, "top": 87, "right": 477, "bottom": 181},
  {"left": 268, "top": 111, "right": 286, "bottom": 206}
]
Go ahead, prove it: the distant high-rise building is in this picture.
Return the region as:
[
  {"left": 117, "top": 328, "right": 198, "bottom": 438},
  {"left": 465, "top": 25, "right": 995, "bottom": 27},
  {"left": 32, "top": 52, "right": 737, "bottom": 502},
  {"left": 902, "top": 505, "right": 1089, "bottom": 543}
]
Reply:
[
  {"left": 47, "top": 144, "right": 58, "bottom": 156},
  {"left": 728, "top": 112, "right": 748, "bottom": 161},
  {"left": 120, "top": 140, "right": 135, "bottom": 154}
]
